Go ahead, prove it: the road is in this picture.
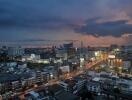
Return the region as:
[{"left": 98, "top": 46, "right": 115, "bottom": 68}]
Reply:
[
  {"left": 85, "top": 59, "right": 105, "bottom": 69},
  {"left": 17, "top": 60, "right": 103, "bottom": 99}
]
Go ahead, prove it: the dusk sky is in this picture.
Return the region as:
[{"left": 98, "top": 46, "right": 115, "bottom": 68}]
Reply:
[{"left": 0, "top": 0, "right": 132, "bottom": 46}]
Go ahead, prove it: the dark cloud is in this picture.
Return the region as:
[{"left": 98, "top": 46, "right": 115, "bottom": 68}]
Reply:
[
  {"left": 0, "top": 0, "right": 132, "bottom": 45},
  {"left": 0, "top": 0, "right": 79, "bottom": 30},
  {"left": 0, "top": 0, "right": 132, "bottom": 31},
  {"left": 0, "top": 15, "right": 73, "bottom": 30},
  {"left": 75, "top": 19, "right": 132, "bottom": 37}
]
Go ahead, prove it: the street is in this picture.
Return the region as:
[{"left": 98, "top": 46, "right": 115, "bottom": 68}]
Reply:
[{"left": 18, "top": 60, "right": 103, "bottom": 99}]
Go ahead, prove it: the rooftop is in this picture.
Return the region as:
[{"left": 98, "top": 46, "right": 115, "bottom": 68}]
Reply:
[{"left": 0, "top": 73, "right": 20, "bottom": 83}]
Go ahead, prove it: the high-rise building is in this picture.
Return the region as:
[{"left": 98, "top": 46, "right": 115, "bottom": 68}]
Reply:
[{"left": 63, "top": 42, "right": 73, "bottom": 49}]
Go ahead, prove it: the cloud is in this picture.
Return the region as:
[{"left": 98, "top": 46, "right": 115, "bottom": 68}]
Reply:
[
  {"left": 0, "top": 0, "right": 132, "bottom": 45},
  {"left": 75, "top": 19, "right": 132, "bottom": 37},
  {"left": 0, "top": 0, "right": 132, "bottom": 31},
  {"left": 0, "top": 0, "right": 79, "bottom": 30}
]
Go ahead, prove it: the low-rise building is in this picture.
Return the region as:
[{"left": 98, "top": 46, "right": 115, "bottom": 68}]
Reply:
[
  {"left": 59, "top": 76, "right": 86, "bottom": 94},
  {"left": 86, "top": 81, "right": 101, "bottom": 94}
]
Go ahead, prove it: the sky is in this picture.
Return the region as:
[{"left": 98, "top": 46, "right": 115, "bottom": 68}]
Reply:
[{"left": 0, "top": 0, "right": 132, "bottom": 46}]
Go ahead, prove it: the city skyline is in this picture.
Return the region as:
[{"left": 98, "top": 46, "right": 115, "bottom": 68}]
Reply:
[{"left": 0, "top": 0, "right": 132, "bottom": 46}]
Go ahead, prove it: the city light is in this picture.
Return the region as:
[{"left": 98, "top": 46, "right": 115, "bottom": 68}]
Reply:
[
  {"left": 0, "top": 1, "right": 132, "bottom": 100},
  {"left": 108, "top": 55, "right": 115, "bottom": 59}
]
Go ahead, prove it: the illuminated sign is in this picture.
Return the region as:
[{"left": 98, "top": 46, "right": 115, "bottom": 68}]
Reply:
[
  {"left": 108, "top": 55, "right": 115, "bottom": 59},
  {"left": 80, "top": 58, "right": 84, "bottom": 62}
]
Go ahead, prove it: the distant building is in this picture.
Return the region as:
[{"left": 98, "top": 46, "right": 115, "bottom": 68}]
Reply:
[
  {"left": 56, "top": 48, "right": 68, "bottom": 60},
  {"left": 110, "top": 44, "right": 118, "bottom": 50},
  {"left": 8, "top": 47, "right": 24, "bottom": 56},
  {"left": 64, "top": 43, "right": 75, "bottom": 58},
  {"left": 63, "top": 42, "right": 73, "bottom": 49},
  {"left": 67, "top": 48, "right": 76, "bottom": 59}
]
